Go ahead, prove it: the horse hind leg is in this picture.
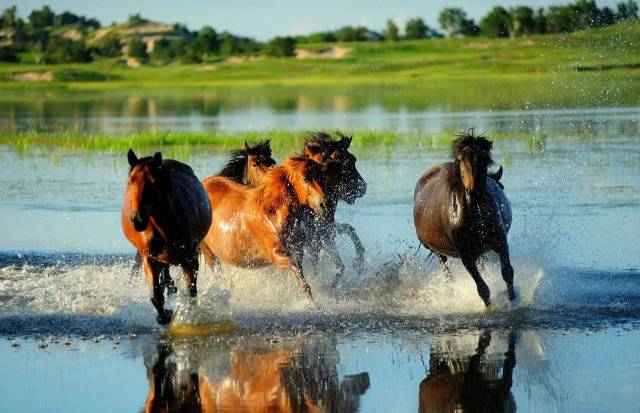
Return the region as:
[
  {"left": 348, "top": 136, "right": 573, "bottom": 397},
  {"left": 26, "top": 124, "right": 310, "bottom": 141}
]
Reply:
[
  {"left": 495, "top": 239, "right": 516, "bottom": 301},
  {"left": 181, "top": 253, "right": 199, "bottom": 298},
  {"left": 336, "top": 222, "right": 365, "bottom": 273},
  {"left": 460, "top": 253, "right": 491, "bottom": 307},
  {"left": 142, "top": 256, "right": 173, "bottom": 325}
]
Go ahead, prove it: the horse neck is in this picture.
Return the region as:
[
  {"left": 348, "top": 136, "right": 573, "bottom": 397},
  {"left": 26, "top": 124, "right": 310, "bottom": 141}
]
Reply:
[
  {"left": 148, "top": 182, "right": 184, "bottom": 240},
  {"left": 254, "top": 167, "right": 299, "bottom": 216}
]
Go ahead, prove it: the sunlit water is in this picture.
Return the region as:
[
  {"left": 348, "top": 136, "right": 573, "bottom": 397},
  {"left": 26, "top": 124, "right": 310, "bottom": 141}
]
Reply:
[{"left": 1, "top": 107, "right": 639, "bottom": 411}]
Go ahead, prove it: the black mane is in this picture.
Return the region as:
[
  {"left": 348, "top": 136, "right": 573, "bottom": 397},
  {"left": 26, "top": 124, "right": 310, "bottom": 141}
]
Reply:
[
  {"left": 450, "top": 129, "right": 494, "bottom": 165},
  {"left": 218, "top": 140, "right": 272, "bottom": 183}
]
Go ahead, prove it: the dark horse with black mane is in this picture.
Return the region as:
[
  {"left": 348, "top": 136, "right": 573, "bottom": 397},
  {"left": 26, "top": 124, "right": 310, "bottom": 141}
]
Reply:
[
  {"left": 413, "top": 131, "right": 514, "bottom": 307},
  {"left": 122, "top": 150, "right": 212, "bottom": 324},
  {"left": 302, "top": 131, "right": 367, "bottom": 283}
]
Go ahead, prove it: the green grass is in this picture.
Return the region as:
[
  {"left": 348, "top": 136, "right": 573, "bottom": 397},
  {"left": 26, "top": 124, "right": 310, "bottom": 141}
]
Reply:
[
  {"left": 1, "top": 21, "right": 639, "bottom": 91},
  {"left": 0, "top": 129, "right": 581, "bottom": 157}
]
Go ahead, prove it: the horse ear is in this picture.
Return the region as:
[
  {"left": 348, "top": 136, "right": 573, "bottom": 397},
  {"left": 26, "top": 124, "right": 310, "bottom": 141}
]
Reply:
[
  {"left": 153, "top": 152, "right": 162, "bottom": 167},
  {"left": 127, "top": 149, "right": 138, "bottom": 166},
  {"left": 244, "top": 141, "right": 250, "bottom": 151},
  {"left": 339, "top": 136, "right": 352, "bottom": 149}
]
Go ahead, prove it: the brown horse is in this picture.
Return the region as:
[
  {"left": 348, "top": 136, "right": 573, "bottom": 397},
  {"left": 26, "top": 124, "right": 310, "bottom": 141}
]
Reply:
[
  {"left": 217, "top": 139, "right": 276, "bottom": 185},
  {"left": 413, "top": 131, "right": 514, "bottom": 307},
  {"left": 122, "top": 150, "right": 212, "bottom": 324},
  {"left": 419, "top": 330, "right": 517, "bottom": 413},
  {"left": 301, "top": 131, "right": 367, "bottom": 283},
  {"left": 200, "top": 157, "right": 329, "bottom": 299}
]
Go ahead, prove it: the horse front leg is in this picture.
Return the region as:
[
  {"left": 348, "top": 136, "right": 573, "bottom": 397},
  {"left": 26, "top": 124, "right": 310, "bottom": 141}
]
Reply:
[
  {"left": 142, "top": 256, "right": 173, "bottom": 325},
  {"left": 271, "top": 247, "right": 313, "bottom": 300},
  {"left": 460, "top": 253, "right": 491, "bottom": 307},
  {"left": 181, "top": 252, "right": 199, "bottom": 298},
  {"left": 336, "top": 222, "right": 365, "bottom": 273},
  {"left": 495, "top": 238, "right": 516, "bottom": 301}
]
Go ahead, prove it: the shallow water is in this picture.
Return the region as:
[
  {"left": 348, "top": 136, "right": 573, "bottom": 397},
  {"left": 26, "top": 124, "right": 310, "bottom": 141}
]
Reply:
[{"left": 1, "top": 106, "right": 640, "bottom": 411}]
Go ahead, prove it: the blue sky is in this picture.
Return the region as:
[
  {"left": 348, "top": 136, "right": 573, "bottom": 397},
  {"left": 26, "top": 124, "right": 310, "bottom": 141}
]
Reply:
[{"left": 6, "top": 0, "right": 623, "bottom": 40}]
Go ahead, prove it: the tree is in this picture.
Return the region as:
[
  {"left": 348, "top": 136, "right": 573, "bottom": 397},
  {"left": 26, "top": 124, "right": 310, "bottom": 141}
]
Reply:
[
  {"left": 191, "top": 26, "right": 219, "bottom": 59},
  {"left": 0, "top": 46, "right": 18, "bottom": 62},
  {"left": 480, "top": 7, "right": 512, "bottom": 37},
  {"left": 382, "top": 19, "right": 399, "bottom": 41},
  {"left": 599, "top": 6, "right": 616, "bottom": 25},
  {"left": 128, "top": 36, "right": 148, "bottom": 58},
  {"left": 617, "top": 0, "right": 639, "bottom": 20},
  {"left": 510, "top": 6, "right": 535, "bottom": 36},
  {"left": 42, "top": 37, "right": 92, "bottom": 63},
  {"left": 439, "top": 8, "right": 478, "bottom": 37},
  {"left": 263, "top": 36, "right": 296, "bottom": 57},
  {"left": 546, "top": 5, "right": 576, "bottom": 32},
  {"left": 28, "top": 6, "right": 54, "bottom": 29},
  {"left": 405, "top": 17, "right": 427, "bottom": 39},
  {"left": 95, "top": 33, "right": 121, "bottom": 57},
  {"left": 127, "top": 13, "right": 149, "bottom": 26},
  {"left": 1, "top": 5, "right": 17, "bottom": 28},
  {"left": 533, "top": 8, "right": 548, "bottom": 33},
  {"left": 335, "top": 26, "right": 369, "bottom": 42}
]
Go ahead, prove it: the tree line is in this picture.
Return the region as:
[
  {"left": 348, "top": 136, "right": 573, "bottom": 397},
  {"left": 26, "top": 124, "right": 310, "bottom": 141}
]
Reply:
[{"left": 0, "top": 0, "right": 637, "bottom": 64}]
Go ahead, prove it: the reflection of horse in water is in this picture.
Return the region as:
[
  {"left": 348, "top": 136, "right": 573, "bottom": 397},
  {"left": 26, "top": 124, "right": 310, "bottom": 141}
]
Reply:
[
  {"left": 142, "top": 338, "right": 370, "bottom": 413},
  {"left": 419, "top": 330, "right": 517, "bottom": 413}
]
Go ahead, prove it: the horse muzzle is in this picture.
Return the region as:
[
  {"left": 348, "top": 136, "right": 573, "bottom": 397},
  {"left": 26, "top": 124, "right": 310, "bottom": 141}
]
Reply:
[
  {"left": 313, "top": 201, "right": 327, "bottom": 219},
  {"left": 131, "top": 214, "right": 148, "bottom": 232}
]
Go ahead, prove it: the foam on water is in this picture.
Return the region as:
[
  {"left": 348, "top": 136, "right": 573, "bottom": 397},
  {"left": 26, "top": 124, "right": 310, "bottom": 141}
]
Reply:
[{"left": 1, "top": 247, "right": 638, "bottom": 336}]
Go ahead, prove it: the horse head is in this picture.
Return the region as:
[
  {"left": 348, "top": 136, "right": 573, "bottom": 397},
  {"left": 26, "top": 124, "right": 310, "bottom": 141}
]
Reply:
[
  {"left": 126, "top": 149, "right": 166, "bottom": 231},
  {"left": 284, "top": 156, "right": 328, "bottom": 218},
  {"left": 218, "top": 139, "right": 276, "bottom": 185},
  {"left": 303, "top": 131, "right": 366, "bottom": 204},
  {"left": 451, "top": 130, "right": 494, "bottom": 201},
  {"left": 244, "top": 139, "right": 276, "bottom": 185}
]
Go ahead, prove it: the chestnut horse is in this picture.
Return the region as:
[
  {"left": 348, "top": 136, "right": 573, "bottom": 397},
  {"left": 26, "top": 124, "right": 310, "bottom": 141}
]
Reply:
[
  {"left": 130, "top": 140, "right": 276, "bottom": 286},
  {"left": 413, "top": 131, "right": 514, "bottom": 307},
  {"left": 122, "top": 150, "right": 212, "bottom": 324},
  {"left": 301, "top": 132, "right": 367, "bottom": 283},
  {"left": 200, "top": 157, "right": 329, "bottom": 299}
]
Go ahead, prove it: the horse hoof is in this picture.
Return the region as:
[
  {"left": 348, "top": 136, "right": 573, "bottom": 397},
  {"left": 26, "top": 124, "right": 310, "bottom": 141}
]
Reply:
[
  {"left": 508, "top": 288, "right": 516, "bottom": 301},
  {"left": 155, "top": 309, "right": 173, "bottom": 325}
]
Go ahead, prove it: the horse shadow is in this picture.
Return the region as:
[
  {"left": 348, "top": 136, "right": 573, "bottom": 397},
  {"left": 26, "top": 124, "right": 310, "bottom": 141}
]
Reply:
[{"left": 419, "top": 329, "right": 517, "bottom": 413}]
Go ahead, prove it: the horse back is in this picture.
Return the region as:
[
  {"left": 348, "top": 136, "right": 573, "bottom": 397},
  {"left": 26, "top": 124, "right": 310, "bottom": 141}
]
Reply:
[
  {"left": 164, "top": 160, "right": 212, "bottom": 246},
  {"left": 413, "top": 163, "right": 460, "bottom": 256}
]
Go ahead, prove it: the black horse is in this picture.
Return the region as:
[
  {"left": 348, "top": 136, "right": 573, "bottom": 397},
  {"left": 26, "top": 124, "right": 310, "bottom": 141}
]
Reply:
[
  {"left": 301, "top": 131, "right": 367, "bottom": 284},
  {"left": 413, "top": 131, "right": 514, "bottom": 306}
]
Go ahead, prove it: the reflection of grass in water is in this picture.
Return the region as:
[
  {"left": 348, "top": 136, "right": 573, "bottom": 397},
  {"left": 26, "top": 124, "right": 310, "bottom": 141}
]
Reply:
[{"left": 0, "top": 129, "right": 601, "bottom": 154}]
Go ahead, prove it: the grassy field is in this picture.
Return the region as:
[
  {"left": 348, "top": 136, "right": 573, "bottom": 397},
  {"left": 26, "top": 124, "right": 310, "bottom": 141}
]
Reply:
[{"left": 1, "top": 21, "right": 638, "bottom": 91}]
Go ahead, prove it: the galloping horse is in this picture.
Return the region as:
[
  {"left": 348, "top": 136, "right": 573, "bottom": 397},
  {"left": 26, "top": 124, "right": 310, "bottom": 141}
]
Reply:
[
  {"left": 200, "top": 157, "right": 329, "bottom": 299},
  {"left": 218, "top": 139, "right": 276, "bottom": 185},
  {"left": 122, "top": 150, "right": 212, "bottom": 324},
  {"left": 301, "top": 132, "right": 367, "bottom": 282},
  {"left": 413, "top": 131, "right": 514, "bottom": 306}
]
